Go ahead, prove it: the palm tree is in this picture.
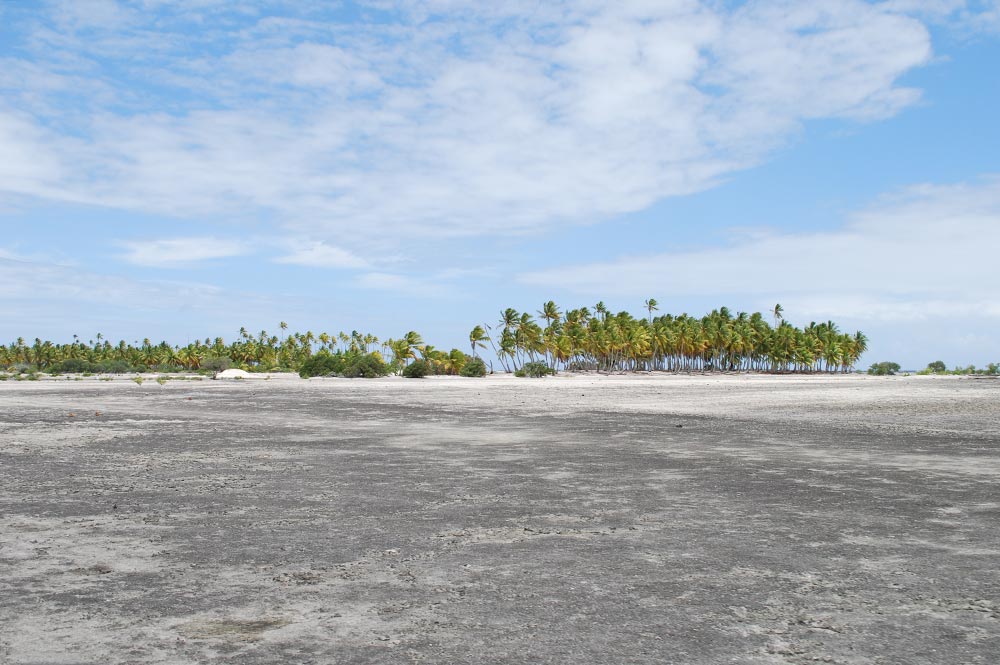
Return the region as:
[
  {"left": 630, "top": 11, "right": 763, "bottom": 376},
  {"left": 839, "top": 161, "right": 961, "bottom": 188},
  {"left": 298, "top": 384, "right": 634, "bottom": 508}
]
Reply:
[
  {"left": 0, "top": 302, "right": 869, "bottom": 377},
  {"left": 469, "top": 325, "right": 488, "bottom": 358},
  {"left": 644, "top": 298, "right": 658, "bottom": 323},
  {"left": 595, "top": 301, "right": 608, "bottom": 322},
  {"left": 538, "top": 301, "right": 561, "bottom": 327}
]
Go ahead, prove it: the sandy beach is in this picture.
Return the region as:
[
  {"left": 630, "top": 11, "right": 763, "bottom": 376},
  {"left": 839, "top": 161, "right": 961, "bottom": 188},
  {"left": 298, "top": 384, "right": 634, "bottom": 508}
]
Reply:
[{"left": 1, "top": 374, "right": 998, "bottom": 663}]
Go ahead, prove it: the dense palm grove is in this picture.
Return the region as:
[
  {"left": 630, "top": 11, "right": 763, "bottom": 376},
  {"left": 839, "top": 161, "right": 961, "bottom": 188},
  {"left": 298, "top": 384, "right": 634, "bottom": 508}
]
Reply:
[
  {"left": 483, "top": 301, "right": 868, "bottom": 374},
  {"left": 0, "top": 302, "right": 869, "bottom": 376},
  {"left": 0, "top": 327, "right": 485, "bottom": 378}
]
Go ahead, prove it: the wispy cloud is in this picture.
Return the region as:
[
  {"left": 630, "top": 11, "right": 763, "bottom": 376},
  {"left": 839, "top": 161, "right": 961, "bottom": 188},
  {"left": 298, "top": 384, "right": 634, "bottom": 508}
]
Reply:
[
  {"left": 118, "top": 237, "right": 250, "bottom": 267},
  {"left": 0, "top": 1, "right": 953, "bottom": 244},
  {"left": 272, "top": 240, "right": 368, "bottom": 269},
  {"left": 355, "top": 271, "right": 458, "bottom": 298},
  {"left": 519, "top": 176, "right": 1000, "bottom": 322},
  {"left": 0, "top": 251, "right": 225, "bottom": 306},
  {"left": 0, "top": 246, "right": 297, "bottom": 342}
]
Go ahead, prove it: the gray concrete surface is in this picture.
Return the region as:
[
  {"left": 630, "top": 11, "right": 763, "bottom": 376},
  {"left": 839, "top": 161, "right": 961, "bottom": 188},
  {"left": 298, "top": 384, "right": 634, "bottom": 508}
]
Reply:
[{"left": 1, "top": 375, "right": 998, "bottom": 664}]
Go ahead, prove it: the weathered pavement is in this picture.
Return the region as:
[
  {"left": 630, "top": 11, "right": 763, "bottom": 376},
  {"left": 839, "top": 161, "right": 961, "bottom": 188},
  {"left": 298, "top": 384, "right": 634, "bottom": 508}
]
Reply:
[{"left": 1, "top": 376, "right": 998, "bottom": 664}]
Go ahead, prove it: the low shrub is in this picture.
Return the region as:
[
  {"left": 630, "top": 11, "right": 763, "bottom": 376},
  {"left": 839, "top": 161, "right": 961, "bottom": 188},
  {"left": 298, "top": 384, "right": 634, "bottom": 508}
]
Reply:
[
  {"left": 299, "top": 352, "right": 344, "bottom": 378},
  {"left": 402, "top": 360, "right": 430, "bottom": 378},
  {"left": 47, "top": 359, "right": 142, "bottom": 374},
  {"left": 515, "top": 361, "right": 554, "bottom": 378},
  {"left": 48, "top": 358, "right": 91, "bottom": 374},
  {"left": 97, "top": 360, "right": 137, "bottom": 374},
  {"left": 867, "top": 361, "right": 901, "bottom": 376},
  {"left": 459, "top": 357, "right": 487, "bottom": 377},
  {"left": 342, "top": 354, "right": 390, "bottom": 378},
  {"left": 202, "top": 355, "right": 233, "bottom": 372}
]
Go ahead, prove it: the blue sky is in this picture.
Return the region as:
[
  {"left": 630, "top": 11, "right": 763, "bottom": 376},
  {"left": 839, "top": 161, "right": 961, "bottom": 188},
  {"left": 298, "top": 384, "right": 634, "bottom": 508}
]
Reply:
[{"left": 1, "top": 0, "right": 999, "bottom": 368}]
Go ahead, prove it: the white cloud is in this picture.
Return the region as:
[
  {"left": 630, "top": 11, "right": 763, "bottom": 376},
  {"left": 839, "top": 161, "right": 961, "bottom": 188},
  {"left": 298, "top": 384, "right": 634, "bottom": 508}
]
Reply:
[
  {"left": 118, "top": 237, "right": 250, "bottom": 267},
  {"left": 0, "top": 0, "right": 942, "bottom": 242},
  {"left": 354, "top": 271, "right": 457, "bottom": 298},
  {"left": 273, "top": 240, "right": 368, "bottom": 269},
  {"left": 966, "top": 0, "right": 1000, "bottom": 32},
  {"left": 881, "top": 0, "right": 1000, "bottom": 34},
  {"left": 0, "top": 251, "right": 224, "bottom": 305},
  {"left": 519, "top": 176, "right": 1000, "bottom": 322},
  {"left": 0, "top": 247, "right": 303, "bottom": 344}
]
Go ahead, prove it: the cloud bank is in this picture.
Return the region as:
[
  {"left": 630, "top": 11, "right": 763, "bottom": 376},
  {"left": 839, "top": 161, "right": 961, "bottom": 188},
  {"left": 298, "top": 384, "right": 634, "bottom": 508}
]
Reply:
[
  {"left": 520, "top": 176, "right": 1000, "bottom": 322},
  {"left": 0, "top": 0, "right": 948, "bottom": 245}
]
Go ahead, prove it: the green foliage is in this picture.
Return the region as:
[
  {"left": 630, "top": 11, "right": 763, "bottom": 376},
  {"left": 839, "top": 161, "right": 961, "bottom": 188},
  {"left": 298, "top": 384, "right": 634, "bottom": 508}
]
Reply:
[
  {"left": 488, "top": 303, "right": 868, "bottom": 374},
  {"left": 46, "top": 358, "right": 139, "bottom": 374},
  {"left": 299, "top": 351, "right": 389, "bottom": 378},
  {"left": 201, "top": 355, "right": 233, "bottom": 372},
  {"left": 515, "top": 361, "right": 555, "bottom": 378},
  {"left": 867, "top": 361, "right": 901, "bottom": 376},
  {"left": 917, "top": 362, "right": 1000, "bottom": 376},
  {"left": 402, "top": 360, "right": 430, "bottom": 378},
  {"left": 459, "top": 357, "right": 487, "bottom": 377},
  {"left": 100, "top": 360, "right": 136, "bottom": 374},
  {"left": 0, "top": 303, "right": 873, "bottom": 377},
  {"left": 342, "top": 353, "right": 390, "bottom": 378},
  {"left": 47, "top": 358, "right": 91, "bottom": 374},
  {"left": 299, "top": 351, "right": 344, "bottom": 378},
  {"left": 132, "top": 376, "right": 144, "bottom": 385}
]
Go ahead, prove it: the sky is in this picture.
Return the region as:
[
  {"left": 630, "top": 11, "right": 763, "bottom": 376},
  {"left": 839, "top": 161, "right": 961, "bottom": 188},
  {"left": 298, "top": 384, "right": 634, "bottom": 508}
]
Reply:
[{"left": 1, "top": 0, "right": 999, "bottom": 369}]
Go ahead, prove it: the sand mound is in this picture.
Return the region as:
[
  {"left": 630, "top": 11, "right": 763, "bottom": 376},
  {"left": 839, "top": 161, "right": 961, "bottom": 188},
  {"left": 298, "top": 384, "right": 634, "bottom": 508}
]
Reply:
[{"left": 215, "top": 369, "right": 253, "bottom": 379}]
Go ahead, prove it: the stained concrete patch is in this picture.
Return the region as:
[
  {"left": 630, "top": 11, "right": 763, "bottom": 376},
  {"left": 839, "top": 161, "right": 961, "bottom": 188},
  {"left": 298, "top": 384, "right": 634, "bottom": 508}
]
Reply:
[{"left": 176, "top": 617, "right": 291, "bottom": 641}]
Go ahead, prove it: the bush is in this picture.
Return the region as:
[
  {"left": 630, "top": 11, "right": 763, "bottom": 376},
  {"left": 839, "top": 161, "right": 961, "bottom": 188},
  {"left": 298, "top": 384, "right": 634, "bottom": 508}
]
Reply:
[
  {"left": 46, "top": 358, "right": 141, "bottom": 375},
  {"left": 48, "top": 358, "right": 92, "bottom": 374},
  {"left": 867, "top": 361, "right": 901, "bottom": 376},
  {"left": 459, "top": 357, "right": 487, "bottom": 377},
  {"left": 342, "top": 353, "right": 390, "bottom": 378},
  {"left": 96, "top": 359, "right": 137, "bottom": 374},
  {"left": 515, "top": 361, "right": 555, "bottom": 378},
  {"left": 202, "top": 355, "right": 232, "bottom": 372},
  {"left": 926, "top": 360, "right": 947, "bottom": 373},
  {"left": 402, "top": 360, "right": 430, "bottom": 378},
  {"left": 299, "top": 352, "right": 343, "bottom": 378}
]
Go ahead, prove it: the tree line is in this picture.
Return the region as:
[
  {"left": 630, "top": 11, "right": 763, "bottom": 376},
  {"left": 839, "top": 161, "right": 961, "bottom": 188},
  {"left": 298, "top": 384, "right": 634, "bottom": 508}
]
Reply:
[
  {"left": 479, "top": 301, "right": 868, "bottom": 374},
  {"left": 0, "top": 302, "right": 869, "bottom": 376}
]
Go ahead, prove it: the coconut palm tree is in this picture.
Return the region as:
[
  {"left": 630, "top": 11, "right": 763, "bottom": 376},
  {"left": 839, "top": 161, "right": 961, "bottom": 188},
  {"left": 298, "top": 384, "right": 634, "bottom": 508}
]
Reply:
[{"left": 469, "top": 325, "right": 488, "bottom": 358}]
